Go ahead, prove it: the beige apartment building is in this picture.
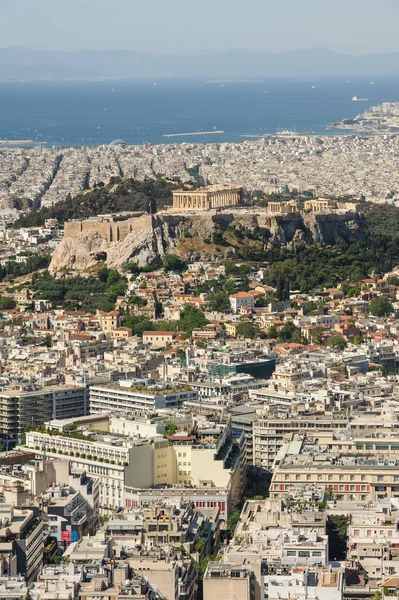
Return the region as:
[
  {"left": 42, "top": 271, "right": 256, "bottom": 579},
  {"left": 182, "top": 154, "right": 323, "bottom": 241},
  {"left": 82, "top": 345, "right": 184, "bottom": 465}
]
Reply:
[
  {"left": 143, "top": 330, "right": 175, "bottom": 348},
  {"left": 270, "top": 451, "right": 399, "bottom": 502},
  {"left": 203, "top": 562, "right": 256, "bottom": 600},
  {"left": 172, "top": 184, "right": 241, "bottom": 211},
  {"left": 346, "top": 501, "right": 399, "bottom": 581},
  {"left": 252, "top": 412, "right": 348, "bottom": 470}
]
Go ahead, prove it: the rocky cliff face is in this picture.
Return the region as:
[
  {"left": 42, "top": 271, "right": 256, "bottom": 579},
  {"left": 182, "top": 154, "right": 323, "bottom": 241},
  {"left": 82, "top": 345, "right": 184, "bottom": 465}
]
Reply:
[{"left": 49, "top": 210, "right": 366, "bottom": 274}]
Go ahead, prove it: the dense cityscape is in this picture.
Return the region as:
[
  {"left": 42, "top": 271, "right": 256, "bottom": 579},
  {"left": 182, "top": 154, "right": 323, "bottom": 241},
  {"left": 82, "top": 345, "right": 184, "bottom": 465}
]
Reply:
[
  {"left": 1, "top": 45, "right": 399, "bottom": 598},
  {"left": 3, "top": 105, "right": 399, "bottom": 217},
  {"left": 0, "top": 141, "right": 397, "bottom": 600}
]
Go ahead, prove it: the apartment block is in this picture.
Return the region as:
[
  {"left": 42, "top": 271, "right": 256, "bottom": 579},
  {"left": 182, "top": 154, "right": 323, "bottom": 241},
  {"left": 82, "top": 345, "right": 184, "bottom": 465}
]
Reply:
[
  {"left": 203, "top": 562, "right": 256, "bottom": 600},
  {"left": 0, "top": 385, "right": 87, "bottom": 442},
  {"left": 25, "top": 426, "right": 245, "bottom": 516},
  {"left": 89, "top": 381, "right": 197, "bottom": 414},
  {"left": 0, "top": 504, "right": 43, "bottom": 583}
]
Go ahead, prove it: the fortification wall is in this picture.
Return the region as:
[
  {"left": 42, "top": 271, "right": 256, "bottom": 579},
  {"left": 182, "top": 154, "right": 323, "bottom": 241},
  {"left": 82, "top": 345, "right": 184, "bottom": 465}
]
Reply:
[
  {"left": 64, "top": 221, "right": 83, "bottom": 237},
  {"left": 64, "top": 214, "right": 154, "bottom": 243}
]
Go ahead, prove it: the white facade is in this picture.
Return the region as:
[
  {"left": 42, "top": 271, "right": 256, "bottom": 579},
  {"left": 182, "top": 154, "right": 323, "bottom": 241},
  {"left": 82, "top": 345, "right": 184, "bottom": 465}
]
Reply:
[{"left": 89, "top": 382, "right": 197, "bottom": 414}]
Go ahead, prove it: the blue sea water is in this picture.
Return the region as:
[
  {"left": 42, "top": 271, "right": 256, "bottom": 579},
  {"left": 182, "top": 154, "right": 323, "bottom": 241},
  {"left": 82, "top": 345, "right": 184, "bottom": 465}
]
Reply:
[{"left": 1, "top": 76, "right": 399, "bottom": 147}]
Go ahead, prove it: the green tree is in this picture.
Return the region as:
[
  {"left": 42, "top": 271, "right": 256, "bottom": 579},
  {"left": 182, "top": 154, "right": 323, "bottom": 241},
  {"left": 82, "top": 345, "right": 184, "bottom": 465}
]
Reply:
[
  {"left": 328, "top": 335, "right": 347, "bottom": 350},
  {"left": 179, "top": 304, "right": 208, "bottom": 335},
  {"left": 326, "top": 515, "right": 349, "bottom": 560},
  {"left": 212, "top": 231, "right": 225, "bottom": 246},
  {"left": 122, "top": 315, "right": 154, "bottom": 336},
  {"left": 44, "top": 333, "right": 53, "bottom": 348},
  {"left": 163, "top": 254, "right": 187, "bottom": 273},
  {"left": 106, "top": 269, "right": 122, "bottom": 287},
  {"left": 0, "top": 297, "right": 16, "bottom": 310},
  {"left": 236, "top": 321, "right": 259, "bottom": 339},
  {"left": 227, "top": 510, "right": 241, "bottom": 537},
  {"left": 207, "top": 291, "right": 230, "bottom": 312},
  {"left": 164, "top": 422, "right": 178, "bottom": 437},
  {"left": 98, "top": 267, "right": 109, "bottom": 283},
  {"left": 369, "top": 296, "right": 394, "bottom": 317},
  {"left": 278, "top": 322, "right": 297, "bottom": 342},
  {"left": 267, "top": 324, "right": 278, "bottom": 339},
  {"left": 311, "top": 325, "right": 324, "bottom": 345}
]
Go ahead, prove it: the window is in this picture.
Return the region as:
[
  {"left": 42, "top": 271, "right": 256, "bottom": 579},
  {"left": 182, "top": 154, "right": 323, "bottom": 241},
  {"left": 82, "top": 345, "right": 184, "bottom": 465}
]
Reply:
[{"left": 354, "top": 530, "right": 359, "bottom": 537}]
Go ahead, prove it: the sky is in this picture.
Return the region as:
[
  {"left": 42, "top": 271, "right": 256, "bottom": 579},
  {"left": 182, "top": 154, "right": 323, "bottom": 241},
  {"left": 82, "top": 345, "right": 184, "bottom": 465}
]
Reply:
[{"left": 0, "top": 0, "right": 398, "bottom": 55}]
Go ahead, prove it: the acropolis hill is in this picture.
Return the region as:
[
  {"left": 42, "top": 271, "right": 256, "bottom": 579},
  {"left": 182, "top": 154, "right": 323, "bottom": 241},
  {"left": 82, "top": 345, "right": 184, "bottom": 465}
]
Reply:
[{"left": 51, "top": 204, "right": 366, "bottom": 274}]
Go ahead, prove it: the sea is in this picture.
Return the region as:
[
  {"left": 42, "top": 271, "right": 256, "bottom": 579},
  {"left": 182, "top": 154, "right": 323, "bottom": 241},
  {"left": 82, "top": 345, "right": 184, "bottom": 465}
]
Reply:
[{"left": 1, "top": 76, "right": 399, "bottom": 147}]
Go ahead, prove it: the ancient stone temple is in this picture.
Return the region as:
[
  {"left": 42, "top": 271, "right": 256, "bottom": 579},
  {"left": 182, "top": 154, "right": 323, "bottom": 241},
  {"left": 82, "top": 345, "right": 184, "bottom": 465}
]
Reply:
[{"left": 172, "top": 184, "right": 242, "bottom": 211}]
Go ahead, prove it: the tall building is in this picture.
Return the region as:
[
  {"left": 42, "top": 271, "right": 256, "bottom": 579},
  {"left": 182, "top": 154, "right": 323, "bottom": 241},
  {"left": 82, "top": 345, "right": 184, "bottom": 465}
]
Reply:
[
  {"left": 0, "top": 385, "right": 88, "bottom": 443},
  {"left": 172, "top": 185, "right": 242, "bottom": 211},
  {"left": 0, "top": 504, "right": 43, "bottom": 583}
]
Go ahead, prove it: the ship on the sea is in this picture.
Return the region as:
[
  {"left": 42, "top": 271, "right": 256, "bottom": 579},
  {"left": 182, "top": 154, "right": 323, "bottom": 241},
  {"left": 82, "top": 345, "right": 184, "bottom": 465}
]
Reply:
[{"left": 352, "top": 96, "right": 370, "bottom": 102}]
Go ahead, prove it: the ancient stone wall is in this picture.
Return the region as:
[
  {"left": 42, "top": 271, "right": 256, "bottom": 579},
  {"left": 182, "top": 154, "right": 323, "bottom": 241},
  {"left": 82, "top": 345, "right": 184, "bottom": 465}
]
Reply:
[{"left": 64, "top": 214, "right": 153, "bottom": 243}]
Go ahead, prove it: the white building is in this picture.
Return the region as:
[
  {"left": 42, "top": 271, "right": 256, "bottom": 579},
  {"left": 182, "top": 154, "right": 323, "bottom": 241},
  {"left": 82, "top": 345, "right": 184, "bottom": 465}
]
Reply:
[
  {"left": 89, "top": 381, "right": 197, "bottom": 414},
  {"left": 229, "top": 292, "right": 255, "bottom": 313}
]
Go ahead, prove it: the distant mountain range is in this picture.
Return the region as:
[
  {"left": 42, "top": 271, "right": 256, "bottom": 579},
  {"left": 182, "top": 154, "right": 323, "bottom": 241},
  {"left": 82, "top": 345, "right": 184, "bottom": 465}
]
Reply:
[{"left": 1, "top": 47, "right": 399, "bottom": 79}]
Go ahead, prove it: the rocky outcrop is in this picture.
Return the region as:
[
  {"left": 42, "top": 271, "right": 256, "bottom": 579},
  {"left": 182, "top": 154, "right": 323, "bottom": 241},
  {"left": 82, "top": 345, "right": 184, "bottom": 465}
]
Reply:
[{"left": 49, "top": 210, "right": 367, "bottom": 274}]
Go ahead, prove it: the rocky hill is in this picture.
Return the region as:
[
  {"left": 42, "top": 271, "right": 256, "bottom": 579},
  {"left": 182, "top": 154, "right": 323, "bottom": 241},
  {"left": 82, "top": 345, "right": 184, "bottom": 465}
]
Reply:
[{"left": 49, "top": 209, "right": 366, "bottom": 274}]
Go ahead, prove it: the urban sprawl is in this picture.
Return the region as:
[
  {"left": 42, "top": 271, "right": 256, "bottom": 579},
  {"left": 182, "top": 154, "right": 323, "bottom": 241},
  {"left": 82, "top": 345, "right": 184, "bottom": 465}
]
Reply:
[{"left": 0, "top": 106, "right": 399, "bottom": 600}]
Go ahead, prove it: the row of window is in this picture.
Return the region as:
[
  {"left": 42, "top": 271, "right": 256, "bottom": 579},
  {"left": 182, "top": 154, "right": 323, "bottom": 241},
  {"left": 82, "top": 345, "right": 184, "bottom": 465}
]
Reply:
[
  {"left": 285, "top": 550, "right": 322, "bottom": 557},
  {"left": 281, "top": 473, "right": 399, "bottom": 482},
  {"left": 353, "top": 530, "right": 394, "bottom": 537}
]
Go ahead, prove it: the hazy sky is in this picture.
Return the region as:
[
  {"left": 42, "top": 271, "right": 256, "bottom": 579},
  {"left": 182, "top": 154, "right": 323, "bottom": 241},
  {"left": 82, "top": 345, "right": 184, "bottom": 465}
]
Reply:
[{"left": 0, "top": 0, "right": 398, "bottom": 55}]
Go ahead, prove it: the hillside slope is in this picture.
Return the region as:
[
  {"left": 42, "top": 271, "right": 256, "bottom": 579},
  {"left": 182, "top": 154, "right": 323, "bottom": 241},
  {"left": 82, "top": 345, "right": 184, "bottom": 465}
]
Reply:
[
  {"left": 14, "top": 178, "right": 178, "bottom": 228},
  {"left": 49, "top": 210, "right": 366, "bottom": 273}
]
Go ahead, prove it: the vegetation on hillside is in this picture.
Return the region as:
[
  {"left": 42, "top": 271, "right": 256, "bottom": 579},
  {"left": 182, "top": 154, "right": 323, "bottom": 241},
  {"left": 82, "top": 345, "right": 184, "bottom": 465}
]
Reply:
[
  {"left": 14, "top": 178, "right": 179, "bottom": 228},
  {"left": 254, "top": 235, "right": 399, "bottom": 292},
  {"left": 31, "top": 268, "right": 127, "bottom": 312},
  {"left": 122, "top": 304, "right": 208, "bottom": 337},
  {"left": 360, "top": 203, "right": 399, "bottom": 237},
  {"left": 0, "top": 254, "right": 51, "bottom": 283}
]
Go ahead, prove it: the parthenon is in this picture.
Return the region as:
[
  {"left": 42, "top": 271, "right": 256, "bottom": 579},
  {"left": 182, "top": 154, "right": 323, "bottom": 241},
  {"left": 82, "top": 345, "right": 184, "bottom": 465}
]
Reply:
[{"left": 172, "top": 184, "right": 242, "bottom": 211}]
